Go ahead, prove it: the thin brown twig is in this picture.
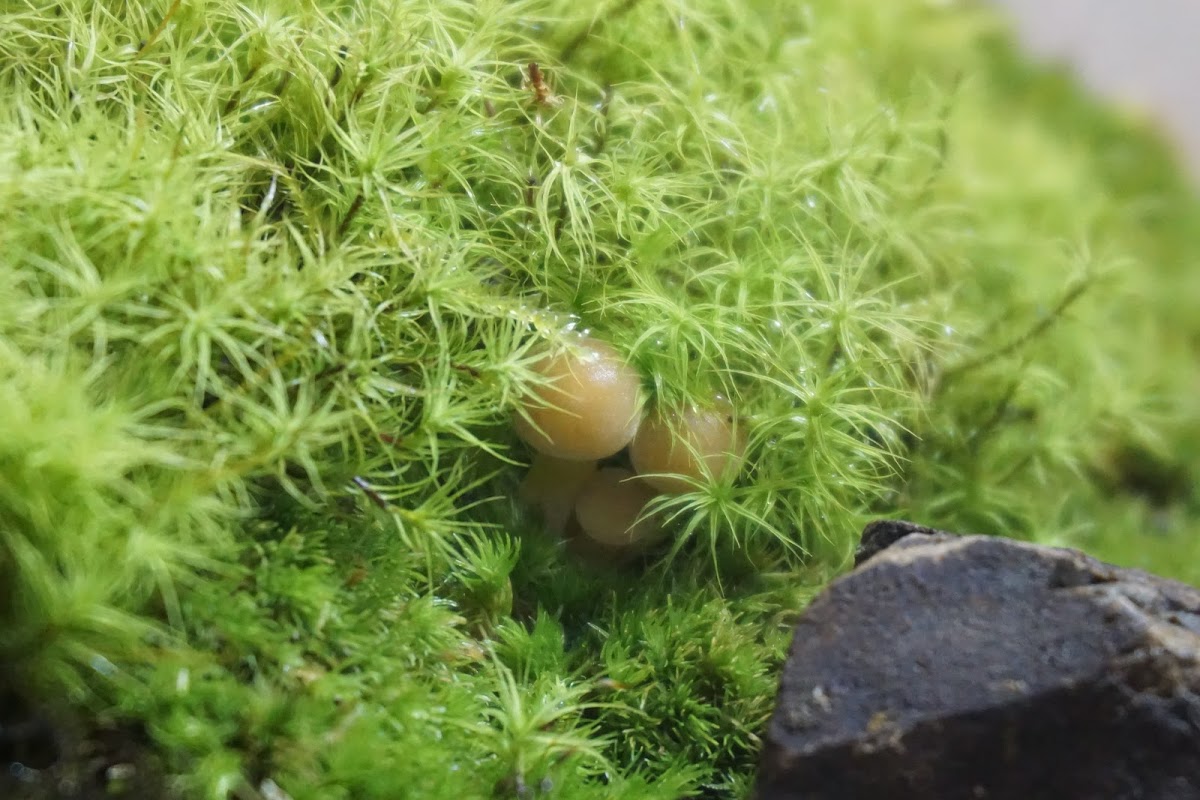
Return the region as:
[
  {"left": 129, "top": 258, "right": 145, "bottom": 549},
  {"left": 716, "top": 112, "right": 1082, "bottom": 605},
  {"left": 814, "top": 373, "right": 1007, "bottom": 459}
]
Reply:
[
  {"left": 941, "top": 276, "right": 1093, "bottom": 382},
  {"left": 137, "top": 0, "right": 184, "bottom": 56}
]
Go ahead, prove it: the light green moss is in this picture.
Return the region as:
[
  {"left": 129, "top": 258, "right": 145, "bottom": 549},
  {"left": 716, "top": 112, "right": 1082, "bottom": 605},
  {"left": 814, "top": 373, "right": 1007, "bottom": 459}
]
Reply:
[{"left": 1, "top": 0, "right": 1197, "bottom": 796}]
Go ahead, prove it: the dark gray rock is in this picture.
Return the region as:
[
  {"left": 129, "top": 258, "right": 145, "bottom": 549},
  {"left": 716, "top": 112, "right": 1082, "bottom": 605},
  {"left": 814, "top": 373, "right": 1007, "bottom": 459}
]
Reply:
[
  {"left": 852, "top": 518, "right": 941, "bottom": 566},
  {"left": 757, "top": 521, "right": 1200, "bottom": 800}
]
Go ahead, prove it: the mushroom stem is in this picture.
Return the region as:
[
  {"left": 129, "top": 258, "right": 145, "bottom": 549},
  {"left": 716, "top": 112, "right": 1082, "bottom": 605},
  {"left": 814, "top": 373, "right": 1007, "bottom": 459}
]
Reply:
[{"left": 519, "top": 453, "right": 597, "bottom": 535}]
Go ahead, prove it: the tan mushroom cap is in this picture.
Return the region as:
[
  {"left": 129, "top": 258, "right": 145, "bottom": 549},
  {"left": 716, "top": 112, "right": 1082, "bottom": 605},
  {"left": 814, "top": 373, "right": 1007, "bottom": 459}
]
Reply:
[
  {"left": 514, "top": 337, "right": 643, "bottom": 461},
  {"left": 629, "top": 403, "right": 746, "bottom": 494},
  {"left": 518, "top": 453, "right": 597, "bottom": 535},
  {"left": 573, "top": 467, "right": 661, "bottom": 548}
]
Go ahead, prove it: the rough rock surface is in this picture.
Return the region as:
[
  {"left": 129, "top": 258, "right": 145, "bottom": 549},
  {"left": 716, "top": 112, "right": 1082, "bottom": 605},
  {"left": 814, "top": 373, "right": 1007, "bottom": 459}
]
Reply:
[{"left": 757, "top": 520, "right": 1200, "bottom": 800}]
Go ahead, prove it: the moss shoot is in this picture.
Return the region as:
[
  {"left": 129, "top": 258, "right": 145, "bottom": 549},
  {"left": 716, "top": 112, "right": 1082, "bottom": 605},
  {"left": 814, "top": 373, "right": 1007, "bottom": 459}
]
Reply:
[{"left": 1, "top": 0, "right": 1198, "bottom": 797}]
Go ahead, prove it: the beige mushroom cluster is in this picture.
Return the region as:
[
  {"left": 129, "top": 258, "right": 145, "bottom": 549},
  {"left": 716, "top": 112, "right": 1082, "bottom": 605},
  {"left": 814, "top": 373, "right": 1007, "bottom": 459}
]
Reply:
[{"left": 515, "top": 335, "right": 745, "bottom": 556}]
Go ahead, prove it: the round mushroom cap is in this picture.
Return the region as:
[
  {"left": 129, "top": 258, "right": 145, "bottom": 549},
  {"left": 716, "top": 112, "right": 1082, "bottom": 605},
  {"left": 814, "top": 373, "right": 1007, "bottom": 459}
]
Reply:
[
  {"left": 514, "top": 337, "right": 643, "bottom": 461},
  {"left": 629, "top": 403, "right": 745, "bottom": 494},
  {"left": 573, "top": 467, "right": 661, "bottom": 548}
]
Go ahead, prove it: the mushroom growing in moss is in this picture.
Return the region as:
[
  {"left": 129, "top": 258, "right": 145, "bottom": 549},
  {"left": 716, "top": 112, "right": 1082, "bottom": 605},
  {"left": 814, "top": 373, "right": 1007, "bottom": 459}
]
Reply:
[
  {"left": 518, "top": 453, "right": 597, "bottom": 535},
  {"left": 514, "top": 336, "right": 643, "bottom": 461},
  {"left": 573, "top": 467, "right": 661, "bottom": 548},
  {"left": 629, "top": 402, "right": 746, "bottom": 493}
]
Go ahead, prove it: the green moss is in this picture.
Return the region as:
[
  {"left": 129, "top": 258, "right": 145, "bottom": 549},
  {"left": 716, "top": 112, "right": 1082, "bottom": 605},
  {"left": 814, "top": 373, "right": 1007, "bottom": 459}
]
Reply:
[{"left": 1, "top": 0, "right": 1198, "bottom": 796}]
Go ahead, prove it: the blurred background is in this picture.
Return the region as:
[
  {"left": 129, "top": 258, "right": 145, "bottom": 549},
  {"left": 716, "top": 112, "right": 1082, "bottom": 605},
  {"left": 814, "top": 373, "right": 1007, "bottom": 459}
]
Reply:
[{"left": 992, "top": 0, "right": 1200, "bottom": 181}]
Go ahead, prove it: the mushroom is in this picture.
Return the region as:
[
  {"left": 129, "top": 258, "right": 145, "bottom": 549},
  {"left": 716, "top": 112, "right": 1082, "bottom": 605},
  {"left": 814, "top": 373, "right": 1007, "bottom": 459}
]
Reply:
[
  {"left": 514, "top": 336, "right": 643, "bottom": 461},
  {"left": 629, "top": 402, "right": 745, "bottom": 493},
  {"left": 562, "top": 515, "right": 641, "bottom": 566},
  {"left": 518, "top": 453, "right": 597, "bottom": 535},
  {"left": 573, "top": 467, "right": 662, "bottom": 548}
]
